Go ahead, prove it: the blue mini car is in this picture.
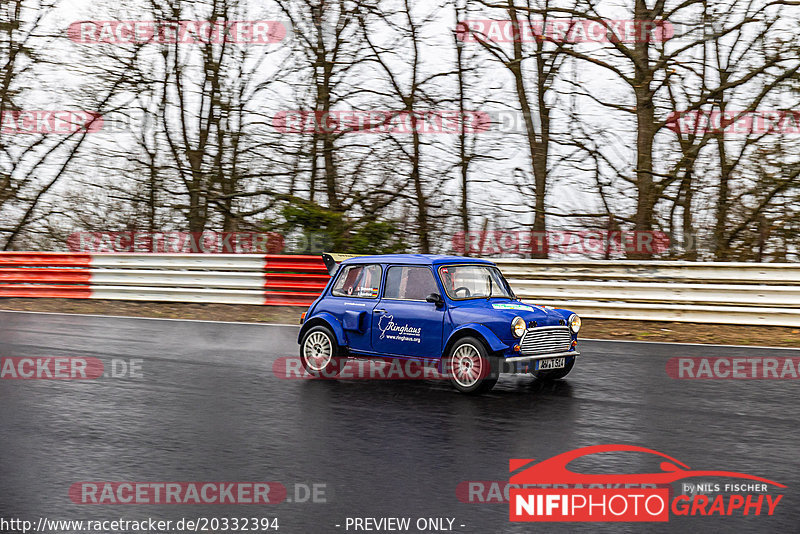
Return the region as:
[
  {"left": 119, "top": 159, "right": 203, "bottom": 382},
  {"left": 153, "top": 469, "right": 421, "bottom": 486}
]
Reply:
[{"left": 298, "top": 254, "right": 581, "bottom": 393}]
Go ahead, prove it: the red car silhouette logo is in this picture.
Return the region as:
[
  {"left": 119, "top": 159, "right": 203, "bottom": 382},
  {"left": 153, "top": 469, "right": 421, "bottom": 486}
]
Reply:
[{"left": 510, "top": 444, "right": 785, "bottom": 487}]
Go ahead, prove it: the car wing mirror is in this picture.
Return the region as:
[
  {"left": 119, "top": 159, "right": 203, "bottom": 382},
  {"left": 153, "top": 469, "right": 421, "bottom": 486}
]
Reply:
[{"left": 426, "top": 293, "right": 444, "bottom": 307}]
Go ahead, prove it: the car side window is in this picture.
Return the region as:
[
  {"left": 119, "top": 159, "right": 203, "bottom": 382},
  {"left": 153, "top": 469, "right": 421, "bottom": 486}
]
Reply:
[
  {"left": 331, "top": 264, "right": 382, "bottom": 298},
  {"left": 384, "top": 266, "right": 438, "bottom": 301}
]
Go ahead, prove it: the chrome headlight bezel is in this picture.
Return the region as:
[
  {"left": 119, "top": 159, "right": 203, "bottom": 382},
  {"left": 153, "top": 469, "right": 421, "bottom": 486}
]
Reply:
[
  {"left": 569, "top": 313, "right": 581, "bottom": 334},
  {"left": 511, "top": 316, "right": 526, "bottom": 338}
]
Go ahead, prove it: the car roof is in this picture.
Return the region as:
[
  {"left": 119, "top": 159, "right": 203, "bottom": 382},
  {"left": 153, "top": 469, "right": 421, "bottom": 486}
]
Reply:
[{"left": 340, "top": 254, "right": 495, "bottom": 267}]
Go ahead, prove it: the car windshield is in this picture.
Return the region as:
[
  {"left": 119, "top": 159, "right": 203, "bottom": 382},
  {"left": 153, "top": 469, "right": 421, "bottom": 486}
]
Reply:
[{"left": 438, "top": 264, "right": 513, "bottom": 300}]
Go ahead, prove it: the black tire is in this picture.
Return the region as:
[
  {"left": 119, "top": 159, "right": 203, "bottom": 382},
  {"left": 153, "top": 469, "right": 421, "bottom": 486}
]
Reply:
[
  {"left": 300, "top": 325, "right": 345, "bottom": 378},
  {"left": 445, "top": 336, "right": 498, "bottom": 394},
  {"left": 531, "top": 357, "right": 575, "bottom": 381}
]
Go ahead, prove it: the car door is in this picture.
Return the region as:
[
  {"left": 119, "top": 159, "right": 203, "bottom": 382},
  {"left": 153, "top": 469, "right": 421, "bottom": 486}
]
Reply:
[
  {"left": 371, "top": 265, "right": 445, "bottom": 359},
  {"left": 327, "top": 263, "right": 382, "bottom": 353}
]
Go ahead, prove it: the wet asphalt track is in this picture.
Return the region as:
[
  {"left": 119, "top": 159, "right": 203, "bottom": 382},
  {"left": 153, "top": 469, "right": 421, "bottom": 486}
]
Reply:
[{"left": 1, "top": 310, "right": 799, "bottom": 534}]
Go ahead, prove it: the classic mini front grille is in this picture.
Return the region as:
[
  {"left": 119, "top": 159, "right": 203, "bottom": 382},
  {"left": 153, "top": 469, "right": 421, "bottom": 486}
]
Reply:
[{"left": 519, "top": 326, "right": 572, "bottom": 355}]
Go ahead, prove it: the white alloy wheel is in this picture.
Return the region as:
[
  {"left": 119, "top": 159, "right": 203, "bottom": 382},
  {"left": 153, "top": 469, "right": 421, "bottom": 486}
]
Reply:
[
  {"left": 450, "top": 343, "right": 484, "bottom": 388},
  {"left": 303, "top": 330, "right": 333, "bottom": 372}
]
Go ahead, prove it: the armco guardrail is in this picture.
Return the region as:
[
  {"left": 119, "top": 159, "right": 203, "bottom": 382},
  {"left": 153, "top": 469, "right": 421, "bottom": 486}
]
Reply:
[
  {"left": 0, "top": 254, "right": 798, "bottom": 326},
  {"left": 493, "top": 259, "right": 800, "bottom": 327},
  {"left": 0, "top": 252, "right": 328, "bottom": 306}
]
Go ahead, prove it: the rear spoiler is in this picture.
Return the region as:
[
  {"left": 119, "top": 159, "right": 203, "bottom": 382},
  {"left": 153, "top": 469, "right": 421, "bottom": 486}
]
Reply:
[{"left": 321, "top": 253, "right": 368, "bottom": 276}]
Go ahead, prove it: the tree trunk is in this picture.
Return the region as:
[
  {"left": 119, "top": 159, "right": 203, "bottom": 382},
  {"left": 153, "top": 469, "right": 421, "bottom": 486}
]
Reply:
[
  {"left": 629, "top": 0, "right": 657, "bottom": 259},
  {"left": 507, "top": 1, "right": 547, "bottom": 258}
]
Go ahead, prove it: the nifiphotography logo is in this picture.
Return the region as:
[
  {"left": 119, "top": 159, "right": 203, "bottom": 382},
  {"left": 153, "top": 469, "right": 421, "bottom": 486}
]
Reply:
[{"left": 509, "top": 445, "right": 785, "bottom": 522}]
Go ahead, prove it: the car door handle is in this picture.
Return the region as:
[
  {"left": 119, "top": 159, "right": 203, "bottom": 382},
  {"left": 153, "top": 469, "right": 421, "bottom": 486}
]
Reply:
[{"left": 374, "top": 309, "right": 386, "bottom": 314}]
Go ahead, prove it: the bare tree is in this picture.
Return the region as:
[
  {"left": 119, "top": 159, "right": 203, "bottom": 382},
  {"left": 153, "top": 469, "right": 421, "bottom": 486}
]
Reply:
[{"left": 0, "top": 0, "right": 112, "bottom": 249}]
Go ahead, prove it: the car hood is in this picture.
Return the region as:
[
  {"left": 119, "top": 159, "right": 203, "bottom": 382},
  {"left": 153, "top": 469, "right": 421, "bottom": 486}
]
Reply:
[{"left": 448, "top": 298, "right": 568, "bottom": 339}]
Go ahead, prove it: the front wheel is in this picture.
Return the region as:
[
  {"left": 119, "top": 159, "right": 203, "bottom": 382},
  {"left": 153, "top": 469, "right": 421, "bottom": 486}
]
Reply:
[
  {"left": 300, "top": 325, "right": 344, "bottom": 377},
  {"left": 446, "top": 337, "right": 498, "bottom": 394},
  {"left": 531, "top": 357, "right": 575, "bottom": 381}
]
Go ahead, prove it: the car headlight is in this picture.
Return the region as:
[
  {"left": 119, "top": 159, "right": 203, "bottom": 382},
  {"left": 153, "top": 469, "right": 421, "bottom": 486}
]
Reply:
[
  {"left": 569, "top": 314, "right": 581, "bottom": 334},
  {"left": 512, "top": 316, "right": 526, "bottom": 338}
]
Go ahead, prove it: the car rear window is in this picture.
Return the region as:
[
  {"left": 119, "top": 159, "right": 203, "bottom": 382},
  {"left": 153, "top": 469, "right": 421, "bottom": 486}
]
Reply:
[{"left": 331, "top": 264, "right": 382, "bottom": 298}]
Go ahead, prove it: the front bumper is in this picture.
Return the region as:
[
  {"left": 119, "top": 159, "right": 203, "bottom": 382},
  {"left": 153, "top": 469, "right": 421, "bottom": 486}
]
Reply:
[
  {"left": 501, "top": 351, "right": 578, "bottom": 374},
  {"left": 504, "top": 350, "right": 579, "bottom": 363}
]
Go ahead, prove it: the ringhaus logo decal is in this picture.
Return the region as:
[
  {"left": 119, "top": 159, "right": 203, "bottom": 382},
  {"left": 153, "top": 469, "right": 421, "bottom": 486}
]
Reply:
[
  {"left": 378, "top": 315, "right": 422, "bottom": 343},
  {"left": 508, "top": 445, "right": 784, "bottom": 522}
]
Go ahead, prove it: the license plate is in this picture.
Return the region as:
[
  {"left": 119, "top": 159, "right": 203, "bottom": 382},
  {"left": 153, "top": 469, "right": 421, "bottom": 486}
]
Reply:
[{"left": 536, "top": 357, "right": 565, "bottom": 370}]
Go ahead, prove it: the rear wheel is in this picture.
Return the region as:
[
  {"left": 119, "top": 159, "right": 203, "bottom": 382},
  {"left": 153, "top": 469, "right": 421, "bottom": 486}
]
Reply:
[
  {"left": 300, "top": 325, "right": 344, "bottom": 377},
  {"left": 531, "top": 357, "right": 575, "bottom": 381},
  {"left": 446, "top": 337, "right": 498, "bottom": 394}
]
